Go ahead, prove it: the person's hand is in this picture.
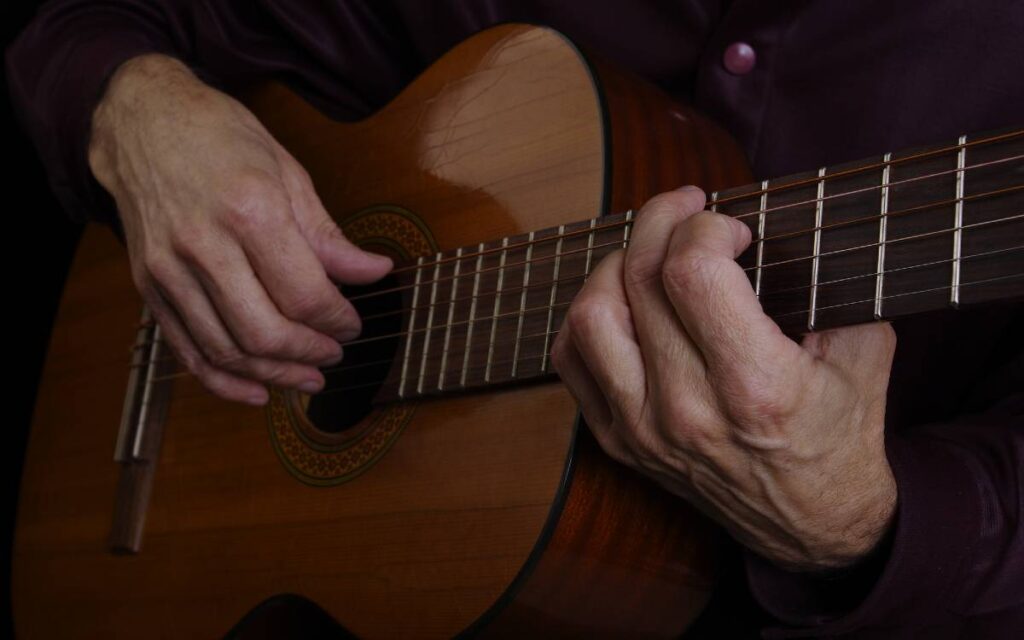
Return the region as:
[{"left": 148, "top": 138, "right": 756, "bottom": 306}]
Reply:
[
  {"left": 88, "top": 53, "right": 392, "bottom": 406},
  {"left": 550, "top": 186, "right": 898, "bottom": 571}
]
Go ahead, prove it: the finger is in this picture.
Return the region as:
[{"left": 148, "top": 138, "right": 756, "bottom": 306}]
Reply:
[
  {"left": 662, "top": 211, "right": 804, "bottom": 382},
  {"left": 551, "top": 319, "right": 631, "bottom": 464},
  {"left": 150, "top": 258, "right": 330, "bottom": 393},
  {"left": 279, "top": 152, "right": 393, "bottom": 284},
  {"left": 551, "top": 326, "right": 613, "bottom": 430},
  {"left": 140, "top": 288, "right": 269, "bottom": 406},
  {"left": 562, "top": 250, "right": 648, "bottom": 434},
  {"left": 231, "top": 190, "right": 365, "bottom": 342},
  {"left": 623, "top": 187, "right": 709, "bottom": 388},
  {"left": 178, "top": 229, "right": 345, "bottom": 366}
]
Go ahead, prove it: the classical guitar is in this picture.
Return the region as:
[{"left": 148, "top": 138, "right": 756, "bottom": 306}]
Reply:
[{"left": 13, "top": 24, "right": 1023, "bottom": 638}]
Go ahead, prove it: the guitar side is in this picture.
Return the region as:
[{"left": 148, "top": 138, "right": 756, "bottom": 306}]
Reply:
[{"left": 13, "top": 25, "right": 751, "bottom": 638}]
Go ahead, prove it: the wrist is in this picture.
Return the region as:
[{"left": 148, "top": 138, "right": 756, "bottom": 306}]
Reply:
[
  {"left": 87, "top": 53, "right": 206, "bottom": 188},
  {"left": 801, "top": 456, "right": 898, "bottom": 571}
]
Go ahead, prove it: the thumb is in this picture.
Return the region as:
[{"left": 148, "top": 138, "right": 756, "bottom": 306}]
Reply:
[
  {"left": 803, "top": 322, "right": 897, "bottom": 384},
  {"left": 287, "top": 175, "right": 393, "bottom": 284},
  {"left": 309, "top": 210, "right": 393, "bottom": 285}
]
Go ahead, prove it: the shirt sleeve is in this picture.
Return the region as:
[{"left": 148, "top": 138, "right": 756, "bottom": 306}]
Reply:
[
  {"left": 4, "top": 1, "right": 208, "bottom": 235},
  {"left": 3, "top": 0, "right": 433, "bottom": 237},
  {"left": 745, "top": 386, "right": 1024, "bottom": 638}
]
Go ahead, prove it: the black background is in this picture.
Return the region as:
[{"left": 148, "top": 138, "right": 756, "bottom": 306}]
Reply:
[{"left": 4, "top": 1, "right": 83, "bottom": 634}]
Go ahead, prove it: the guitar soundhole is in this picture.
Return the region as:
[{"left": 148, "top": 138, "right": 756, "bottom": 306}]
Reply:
[{"left": 304, "top": 274, "right": 404, "bottom": 434}]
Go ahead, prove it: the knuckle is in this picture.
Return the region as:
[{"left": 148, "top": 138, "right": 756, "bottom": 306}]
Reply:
[
  {"left": 659, "top": 394, "right": 721, "bottom": 451},
  {"left": 238, "top": 326, "right": 285, "bottom": 357},
  {"left": 316, "top": 216, "right": 346, "bottom": 243},
  {"left": 167, "top": 225, "right": 209, "bottom": 261},
  {"left": 220, "top": 172, "right": 288, "bottom": 231},
  {"left": 565, "top": 297, "right": 610, "bottom": 339},
  {"left": 206, "top": 345, "right": 246, "bottom": 371},
  {"left": 661, "top": 251, "right": 721, "bottom": 295},
  {"left": 623, "top": 248, "right": 663, "bottom": 288},
  {"left": 642, "top": 191, "right": 686, "bottom": 216},
  {"left": 281, "top": 288, "right": 332, "bottom": 320},
  {"left": 250, "top": 360, "right": 291, "bottom": 386},
  {"left": 141, "top": 253, "right": 175, "bottom": 284},
  {"left": 726, "top": 375, "right": 798, "bottom": 426}
]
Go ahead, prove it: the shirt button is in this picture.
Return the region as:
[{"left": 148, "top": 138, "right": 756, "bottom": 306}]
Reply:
[{"left": 723, "top": 42, "right": 757, "bottom": 75}]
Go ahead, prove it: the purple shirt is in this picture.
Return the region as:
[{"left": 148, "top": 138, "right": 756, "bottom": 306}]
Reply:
[{"left": 6, "top": 1, "right": 1023, "bottom": 637}]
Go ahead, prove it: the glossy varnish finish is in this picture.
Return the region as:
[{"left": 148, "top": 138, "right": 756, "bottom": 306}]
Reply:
[{"left": 13, "top": 25, "right": 748, "bottom": 638}]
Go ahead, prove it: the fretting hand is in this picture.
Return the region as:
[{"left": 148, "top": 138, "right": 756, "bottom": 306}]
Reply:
[
  {"left": 551, "top": 186, "right": 898, "bottom": 571},
  {"left": 88, "top": 53, "right": 392, "bottom": 406}
]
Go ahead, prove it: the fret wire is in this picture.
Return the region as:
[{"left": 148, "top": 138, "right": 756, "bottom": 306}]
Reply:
[
  {"left": 147, "top": 243, "right": 1024, "bottom": 381},
  {"left": 951, "top": 135, "right": 968, "bottom": 308},
  {"left": 416, "top": 251, "right": 443, "bottom": 394},
  {"left": 755, "top": 242, "right": 1024, "bottom": 300},
  {"left": 460, "top": 243, "right": 485, "bottom": 388},
  {"left": 874, "top": 153, "right": 892, "bottom": 319},
  {"left": 347, "top": 155, "right": 1024, "bottom": 306},
  {"left": 357, "top": 183, "right": 1024, "bottom": 328},
  {"left": 371, "top": 134, "right": 1023, "bottom": 281},
  {"left": 772, "top": 271, "right": 1024, "bottom": 322},
  {"left": 311, "top": 268, "right": 1024, "bottom": 398},
  {"left": 808, "top": 167, "right": 826, "bottom": 331},
  {"left": 708, "top": 129, "right": 1020, "bottom": 208},
  {"left": 755, "top": 180, "right": 768, "bottom": 297},
  {"left": 541, "top": 225, "right": 565, "bottom": 373},
  {"left": 485, "top": 237, "right": 509, "bottom": 382},
  {"left": 709, "top": 191, "right": 719, "bottom": 212},
  {"left": 398, "top": 256, "right": 425, "bottom": 398},
  {"left": 332, "top": 212, "right": 1024, "bottom": 351},
  {"left": 438, "top": 247, "right": 462, "bottom": 391},
  {"left": 138, "top": 183, "right": 1024, "bottom": 374},
  {"left": 584, "top": 218, "right": 597, "bottom": 276},
  {"left": 753, "top": 206, "right": 1022, "bottom": 272},
  {"left": 511, "top": 231, "right": 535, "bottom": 378},
  {"left": 623, "top": 209, "right": 634, "bottom": 247}
]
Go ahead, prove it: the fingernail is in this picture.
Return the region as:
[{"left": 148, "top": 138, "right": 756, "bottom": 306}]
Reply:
[
  {"left": 299, "top": 380, "right": 323, "bottom": 394},
  {"left": 321, "top": 350, "right": 344, "bottom": 367},
  {"left": 336, "top": 327, "right": 360, "bottom": 343},
  {"left": 677, "top": 185, "right": 703, "bottom": 192},
  {"left": 246, "top": 393, "right": 268, "bottom": 407}
]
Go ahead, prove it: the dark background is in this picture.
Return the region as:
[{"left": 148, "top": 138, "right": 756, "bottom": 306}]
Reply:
[{"left": 4, "top": 1, "right": 83, "bottom": 634}]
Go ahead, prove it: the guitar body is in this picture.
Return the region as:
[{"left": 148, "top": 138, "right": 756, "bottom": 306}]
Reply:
[{"left": 13, "top": 25, "right": 752, "bottom": 638}]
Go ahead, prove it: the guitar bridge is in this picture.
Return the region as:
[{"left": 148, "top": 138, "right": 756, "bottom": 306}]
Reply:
[{"left": 109, "top": 305, "right": 175, "bottom": 554}]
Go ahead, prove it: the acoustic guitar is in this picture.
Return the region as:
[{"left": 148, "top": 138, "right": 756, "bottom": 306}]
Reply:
[{"left": 12, "top": 24, "right": 1023, "bottom": 638}]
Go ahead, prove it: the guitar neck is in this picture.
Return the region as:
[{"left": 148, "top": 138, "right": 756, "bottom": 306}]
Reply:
[{"left": 376, "top": 128, "right": 1024, "bottom": 402}]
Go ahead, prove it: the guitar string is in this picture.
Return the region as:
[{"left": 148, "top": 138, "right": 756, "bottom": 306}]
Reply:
[
  {"left": 136, "top": 208, "right": 1024, "bottom": 357},
  {"left": 135, "top": 239, "right": 1024, "bottom": 377},
  {"left": 377, "top": 131, "right": 1023, "bottom": 278},
  {"left": 343, "top": 154, "right": 1023, "bottom": 304},
  {"left": 142, "top": 235, "right": 1024, "bottom": 383},
  {"left": 277, "top": 209, "right": 1024, "bottom": 353},
  {"left": 130, "top": 178, "right": 1024, "bottom": 341},
  {"left": 158, "top": 241, "right": 1024, "bottom": 380},
  {"left": 296, "top": 270, "right": 1024, "bottom": 399},
  {"left": 344, "top": 184, "right": 1024, "bottom": 326}
]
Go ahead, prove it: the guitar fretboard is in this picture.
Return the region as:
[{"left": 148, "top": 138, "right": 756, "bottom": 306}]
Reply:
[{"left": 367, "top": 129, "right": 1023, "bottom": 402}]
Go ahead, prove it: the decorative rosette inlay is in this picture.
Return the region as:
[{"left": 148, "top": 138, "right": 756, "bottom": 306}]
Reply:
[{"left": 266, "top": 204, "right": 435, "bottom": 485}]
